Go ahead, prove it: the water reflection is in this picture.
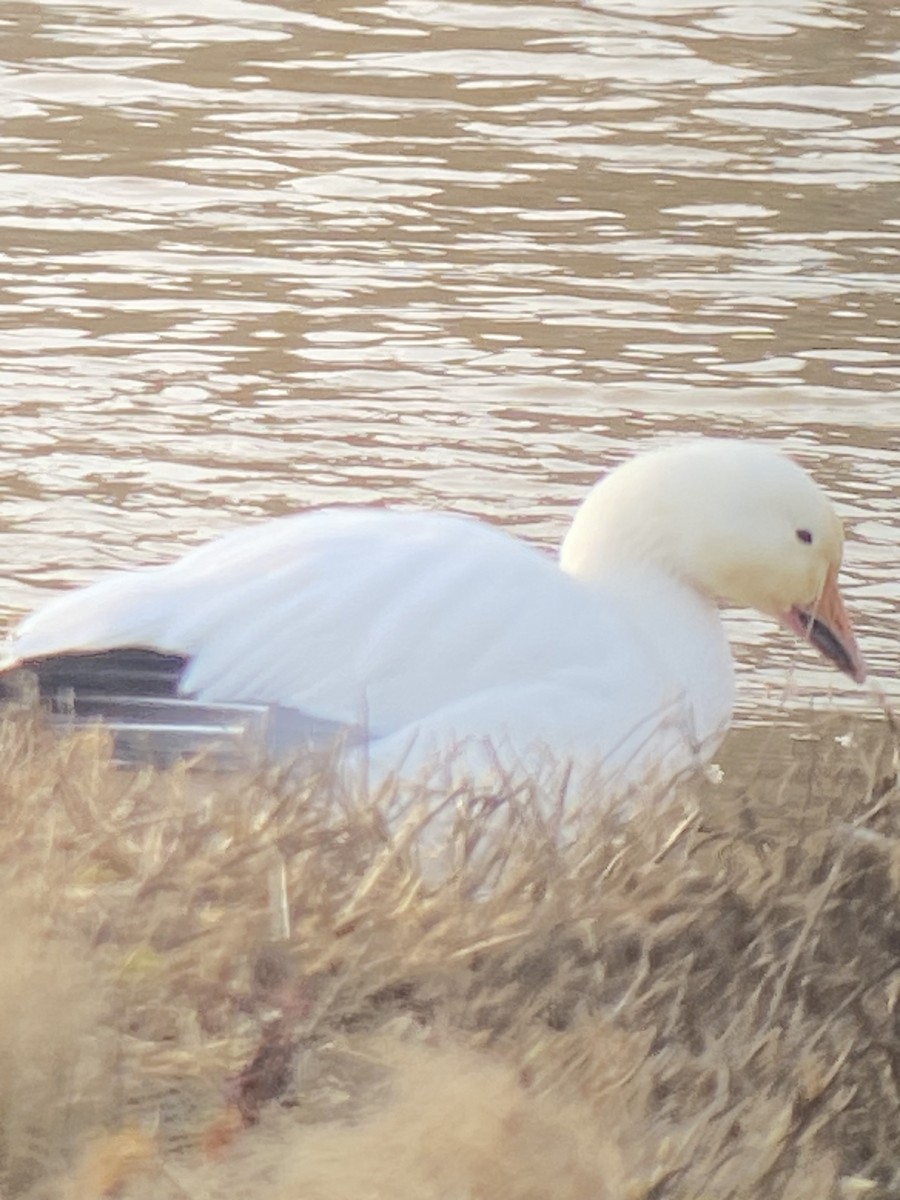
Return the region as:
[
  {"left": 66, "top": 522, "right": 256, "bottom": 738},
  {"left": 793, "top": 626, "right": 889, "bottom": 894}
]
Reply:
[{"left": 0, "top": 0, "right": 898, "bottom": 716}]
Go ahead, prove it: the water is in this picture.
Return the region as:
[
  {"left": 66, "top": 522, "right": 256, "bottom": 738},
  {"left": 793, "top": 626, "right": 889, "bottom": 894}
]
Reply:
[{"left": 1, "top": 0, "right": 899, "bottom": 721}]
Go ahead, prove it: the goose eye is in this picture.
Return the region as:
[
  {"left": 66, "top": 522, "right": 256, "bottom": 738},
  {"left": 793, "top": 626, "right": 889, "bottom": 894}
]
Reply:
[{"left": 796, "top": 529, "right": 813, "bottom": 545}]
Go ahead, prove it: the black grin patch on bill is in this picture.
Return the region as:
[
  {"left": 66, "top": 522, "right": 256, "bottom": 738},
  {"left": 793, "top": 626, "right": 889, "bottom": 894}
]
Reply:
[{"left": 794, "top": 610, "right": 855, "bottom": 678}]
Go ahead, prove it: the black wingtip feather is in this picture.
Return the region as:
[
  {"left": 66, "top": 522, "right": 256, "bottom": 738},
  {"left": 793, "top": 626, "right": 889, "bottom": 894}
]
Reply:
[
  {"left": 0, "top": 647, "right": 351, "bottom": 770},
  {"left": 1, "top": 647, "right": 190, "bottom": 702},
  {"left": 0, "top": 647, "right": 272, "bottom": 768}
]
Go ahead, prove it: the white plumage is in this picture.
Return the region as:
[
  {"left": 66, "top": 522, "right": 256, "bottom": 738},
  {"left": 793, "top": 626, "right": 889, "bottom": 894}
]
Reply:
[{"left": 2, "top": 439, "right": 865, "bottom": 807}]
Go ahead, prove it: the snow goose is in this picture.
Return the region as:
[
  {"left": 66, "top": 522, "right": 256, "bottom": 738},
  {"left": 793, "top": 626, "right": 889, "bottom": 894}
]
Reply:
[{"left": 0, "top": 439, "right": 865, "bottom": 805}]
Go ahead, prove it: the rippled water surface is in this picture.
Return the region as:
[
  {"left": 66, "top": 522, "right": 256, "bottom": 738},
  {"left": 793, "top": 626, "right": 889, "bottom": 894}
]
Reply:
[{"left": 1, "top": 0, "right": 899, "bottom": 717}]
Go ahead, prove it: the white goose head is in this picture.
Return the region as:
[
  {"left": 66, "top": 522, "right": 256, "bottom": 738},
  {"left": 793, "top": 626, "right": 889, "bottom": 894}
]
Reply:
[{"left": 560, "top": 439, "right": 866, "bottom": 683}]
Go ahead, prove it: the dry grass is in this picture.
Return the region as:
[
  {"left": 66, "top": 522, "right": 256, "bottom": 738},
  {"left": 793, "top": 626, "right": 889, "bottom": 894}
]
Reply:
[{"left": 0, "top": 708, "right": 896, "bottom": 1199}]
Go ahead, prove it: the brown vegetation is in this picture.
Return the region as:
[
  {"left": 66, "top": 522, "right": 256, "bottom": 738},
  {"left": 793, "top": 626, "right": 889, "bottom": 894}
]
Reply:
[{"left": 0, "top": 709, "right": 896, "bottom": 1199}]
